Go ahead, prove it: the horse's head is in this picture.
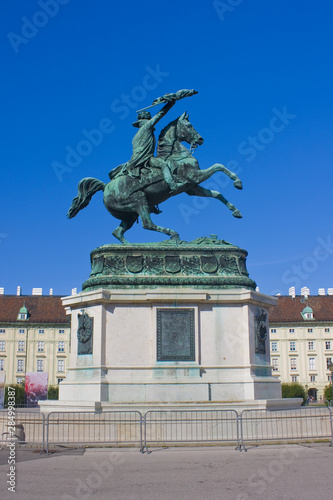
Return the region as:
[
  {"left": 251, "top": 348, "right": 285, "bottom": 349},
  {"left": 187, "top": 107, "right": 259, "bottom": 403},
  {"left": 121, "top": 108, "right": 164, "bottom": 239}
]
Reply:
[{"left": 176, "top": 112, "right": 204, "bottom": 148}]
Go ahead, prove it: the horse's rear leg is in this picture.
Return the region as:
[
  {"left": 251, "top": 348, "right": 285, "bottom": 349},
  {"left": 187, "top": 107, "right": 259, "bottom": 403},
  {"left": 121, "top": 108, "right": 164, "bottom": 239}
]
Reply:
[
  {"left": 187, "top": 185, "right": 242, "bottom": 218},
  {"left": 112, "top": 215, "right": 137, "bottom": 243},
  {"left": 138, "top": 201, "right": 180, "bottom": 240}
]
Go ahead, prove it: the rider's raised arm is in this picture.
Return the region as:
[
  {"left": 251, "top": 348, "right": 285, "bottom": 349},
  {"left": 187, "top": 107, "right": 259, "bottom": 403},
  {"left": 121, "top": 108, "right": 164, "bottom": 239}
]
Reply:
[{"left": 150, "top": 100, "right": 176, "bottom": 127}]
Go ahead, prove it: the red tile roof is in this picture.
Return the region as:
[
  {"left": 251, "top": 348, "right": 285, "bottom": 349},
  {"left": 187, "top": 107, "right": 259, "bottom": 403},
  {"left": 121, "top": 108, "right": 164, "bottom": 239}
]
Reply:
[
  {"left": 269, "top": 295, "right": 333, "bottom": 323},
  {"left": 0, "top": 296, "right": 70, "bottom": 325}
]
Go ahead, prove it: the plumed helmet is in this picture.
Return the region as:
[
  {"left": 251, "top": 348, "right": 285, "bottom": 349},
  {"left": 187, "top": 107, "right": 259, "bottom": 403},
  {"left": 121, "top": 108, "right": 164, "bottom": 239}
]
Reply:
[{"left": 132, "top": 110, "right": 152, "bottom": 127}]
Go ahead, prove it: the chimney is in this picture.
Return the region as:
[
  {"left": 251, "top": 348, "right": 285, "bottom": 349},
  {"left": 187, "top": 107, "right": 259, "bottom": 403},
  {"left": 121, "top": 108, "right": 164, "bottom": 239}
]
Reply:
[
  {"left": 301, "top": 286, "right": 310, "bottom": 298},
  {"left": 289, "top": 286, "right": 296, "bottom": 298},
  {"left": 318, "top": 288, "right": 326, "bottom": 296},
  {"left": 71, "top": 288, "right": 77, "bottom": 296},
  {"left": 255, "top": 286, "right": 259, "bottom": 292},
  {"left": 32, "top": 288, "right": 42, "bottom": 296},
  {"left": 327, "top": 288, "right": 333, "bottom": 296},
  {"left": 49, "top": 288, "right": 53, "bottom": 295},
  {"left": 16, "top": 286, "right": 21, "bottom": 296},
  {"left": 0, "top": 287, "right": 4, "bottom": 295}
]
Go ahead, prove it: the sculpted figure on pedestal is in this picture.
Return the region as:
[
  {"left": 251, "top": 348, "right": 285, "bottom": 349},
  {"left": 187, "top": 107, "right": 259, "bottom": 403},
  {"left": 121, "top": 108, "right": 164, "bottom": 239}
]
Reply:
[{"left": 68, "top": 90, "right": 243, "bottom": 243}]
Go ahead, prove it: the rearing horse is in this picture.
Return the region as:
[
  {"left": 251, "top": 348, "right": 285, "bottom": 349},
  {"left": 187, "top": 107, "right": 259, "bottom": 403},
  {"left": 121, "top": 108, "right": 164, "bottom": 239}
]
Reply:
[{"left": 67, "top": 112, "right": 243, "bottom": 243}]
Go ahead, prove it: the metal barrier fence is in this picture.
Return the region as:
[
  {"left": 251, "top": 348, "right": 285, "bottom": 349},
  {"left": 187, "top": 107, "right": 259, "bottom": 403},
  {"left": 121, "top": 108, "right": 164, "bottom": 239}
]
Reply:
[
  {"left": 0, "top": 407, "right": 332, "bottom": 453},
  {"left": 240, "top": 407, "right": 332, "bottom": 450},
  {"left": 46, "top": 411, "right": 143, "bottom": 453},
  {"left": 0, "top": 409, "right": 45, "bottom": 449},
  {"left": 143, "top": 410, "right": 240, "bottom": 451},
  {"left": 328, "top": 407, "right": 333, "bottom": 446}
]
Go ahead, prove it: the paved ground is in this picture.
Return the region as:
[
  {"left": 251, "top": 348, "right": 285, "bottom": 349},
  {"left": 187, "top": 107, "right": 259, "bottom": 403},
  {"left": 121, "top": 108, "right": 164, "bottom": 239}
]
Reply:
[{"left": 0, "top": 443, "right": 332, "bottom": 499}]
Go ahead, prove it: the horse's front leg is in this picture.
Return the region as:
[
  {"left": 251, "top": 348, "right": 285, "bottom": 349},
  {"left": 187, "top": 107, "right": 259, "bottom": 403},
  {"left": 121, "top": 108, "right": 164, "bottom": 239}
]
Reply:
[
  {"left": 182, "top": 163, "right": 243, "bottom": 190},
  {"left": 186, "top": 185, "right": 242, "bottom": 218}
]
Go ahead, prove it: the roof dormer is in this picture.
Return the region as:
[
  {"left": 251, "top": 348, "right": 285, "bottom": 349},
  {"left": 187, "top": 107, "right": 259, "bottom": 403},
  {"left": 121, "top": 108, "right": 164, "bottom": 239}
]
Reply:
[
  {"left": 301, "top": 305, "right": 314, "bottom": 320},
  {"left": 17, "top": 304, "right": 29, "bottom": 321}
]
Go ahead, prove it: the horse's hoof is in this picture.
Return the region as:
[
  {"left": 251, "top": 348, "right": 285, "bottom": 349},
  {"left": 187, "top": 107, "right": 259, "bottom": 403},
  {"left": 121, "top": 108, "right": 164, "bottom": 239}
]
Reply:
[
  {"left": 170, "top": 233, "right": 180, "bottom": 242},
  {"left": 232, "top": 210, "right": 242, "bottom": 218},
  {"left": 233, "top": 180, "right": 243, "bottom": 190}
]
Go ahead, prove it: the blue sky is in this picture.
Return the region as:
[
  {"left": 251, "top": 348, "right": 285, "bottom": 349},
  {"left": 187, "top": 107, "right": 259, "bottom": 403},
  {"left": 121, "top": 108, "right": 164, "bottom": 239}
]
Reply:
[{"left": 1, "top": 0, "right": 333, "bottom": 296}]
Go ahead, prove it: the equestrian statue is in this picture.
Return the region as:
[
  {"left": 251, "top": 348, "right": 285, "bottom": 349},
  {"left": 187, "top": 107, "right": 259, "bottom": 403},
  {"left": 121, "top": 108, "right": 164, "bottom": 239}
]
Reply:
[{"left": 67, "top": 89, "right": 243, "bottom": 243}]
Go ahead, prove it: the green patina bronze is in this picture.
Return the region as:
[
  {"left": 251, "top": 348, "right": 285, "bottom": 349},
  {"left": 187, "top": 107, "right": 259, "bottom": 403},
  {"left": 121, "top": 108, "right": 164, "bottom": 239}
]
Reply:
[
  {"left": 157, "top": 309, "right": 195, "bottom": 361},
  {"left": 82, "top": 236, "right": 256, "bottom": 291},
  {"left": 67, "top": 90, "right": 243, "bottom": 243},
  {"left": 77, "top": 310, "right": 93, "bottom": 355}
]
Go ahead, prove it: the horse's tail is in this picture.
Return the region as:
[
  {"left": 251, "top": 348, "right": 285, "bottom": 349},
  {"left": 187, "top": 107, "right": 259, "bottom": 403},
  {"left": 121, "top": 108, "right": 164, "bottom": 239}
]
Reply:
[{"left": 67, "top": 177, "right": 105, "bottom": 219}]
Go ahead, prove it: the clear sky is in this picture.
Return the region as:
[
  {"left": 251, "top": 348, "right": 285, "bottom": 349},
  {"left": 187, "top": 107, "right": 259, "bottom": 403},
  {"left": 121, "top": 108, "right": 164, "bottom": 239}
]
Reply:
[{"left": 1, "top": 0, "right": 333, "bottom": 297}]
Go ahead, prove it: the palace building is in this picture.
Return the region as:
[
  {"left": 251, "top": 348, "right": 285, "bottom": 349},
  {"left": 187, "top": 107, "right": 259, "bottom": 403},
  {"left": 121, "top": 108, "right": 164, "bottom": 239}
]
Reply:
[
  {"left": 269, "top": 288, "right": 333, "bottom": 400},
  {"left": 0, "top": 288, "right": 71, "bottom": 386}
]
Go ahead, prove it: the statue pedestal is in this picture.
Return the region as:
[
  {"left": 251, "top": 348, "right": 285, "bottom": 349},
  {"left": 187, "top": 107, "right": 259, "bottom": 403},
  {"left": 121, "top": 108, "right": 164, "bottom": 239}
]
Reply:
[{"left": 39, "top": 240, "right": 301, "bottom": 413}]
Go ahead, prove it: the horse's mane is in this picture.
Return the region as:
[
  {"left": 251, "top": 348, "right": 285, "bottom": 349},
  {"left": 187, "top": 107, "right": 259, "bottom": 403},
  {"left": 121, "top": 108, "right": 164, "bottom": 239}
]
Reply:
[{"left": 157, "top": 117, "right": 179, "bottom": 157}]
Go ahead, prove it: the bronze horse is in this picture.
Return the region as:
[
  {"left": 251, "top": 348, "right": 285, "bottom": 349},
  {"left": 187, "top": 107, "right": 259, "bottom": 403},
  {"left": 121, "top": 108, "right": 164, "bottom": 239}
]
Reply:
[{"left": 67, "top": 112, "right": 243, "bottom": 243}]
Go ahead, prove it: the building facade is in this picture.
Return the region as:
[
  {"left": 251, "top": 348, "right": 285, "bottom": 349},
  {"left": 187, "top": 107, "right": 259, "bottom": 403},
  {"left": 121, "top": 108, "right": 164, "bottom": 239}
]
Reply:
[
  {"left": 0, "top": 295, "right": 70, "bottom": 386},
  {"left": 269, "top": 294, "right": 333, "bottom": 400}
]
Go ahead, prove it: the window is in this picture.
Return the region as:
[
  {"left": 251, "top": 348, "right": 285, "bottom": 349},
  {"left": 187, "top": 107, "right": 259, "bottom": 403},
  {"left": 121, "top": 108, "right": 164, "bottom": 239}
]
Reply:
[
  {"left": 271, "top": 358, "right": 279, "bottom": 371},
  {"left": 17, "top": 377, "right": 24, "bottom": 384},
  {"left": 325, "top": 328, "right": 330, "bottom": 333},
  {"left": 326, "top": 358, "right": 333, "bottom": 369},
  {"left": 0, "top": 329, "right": 5, "bottom": 333},
  {"left": 308, "top": 328, "right": 313, "bottom": 333},
  {"left": 37, "top": 359, "right": 44, "bottom": 372},
  {"left": 328, "top": 375, "right": 333, "bottom": 382},
  {"left": 271, "top": 328, "right": 276, "bottom": 334},
  {"left": 19, "top": 329, "right": 25, "bottom": 334},
  {"left": 17, "top": 341, "right": 25, "bottom": 352},
  {"left": 17, "top": 359, "right": 24, "bottom": 372},
  {"left": 37, "top": 341, "right": 44, "bottom": 352},
  {"left": 58, "top": 341, "right": 65, "bottom": 352},
  {"left": 290, "top": 358, "right": 297, "bottom": 371},
  {"left": 18, "top": 313, "right": 27, "bottom": 320},
  {"left": 289, "top": 328, "right": 295, "bottom": 333},
  {"left": 309, "top": 358, "right": 316, "bottom": 370},
  {"left": 291, "top": 376, "right": 298, "bottom": 382},
  {"left": 57, "top": 378, "right": 64, "bottom": 384},
  {"left": 38, "top": 329, "right": 45, "bottom": 334},
  {"left": 58, "top": 329, "right": 65, "bottom": 334},
  {"left": 326, "top": 341, "right": 331, "bottom": 350},
  {"left": 57, "top": 360, "right": 65, "bottom": 372},
  {"left": 310, "top": 375, "right": 316, "bottom": 382},
  {"left": 289, "top": 341, "right": 296, "bottom": 351},
  {"left": 271, "top": 342, "right": 278, "bottom": 352},
  {"left": 0, "top": 341, "right": 5, "bottom": 351},
  {"left": 0, "top": 359, "right": 4, "bottom": 371},
  {"left": 308, "top": 341, "right": 314, "bottom": 351}
]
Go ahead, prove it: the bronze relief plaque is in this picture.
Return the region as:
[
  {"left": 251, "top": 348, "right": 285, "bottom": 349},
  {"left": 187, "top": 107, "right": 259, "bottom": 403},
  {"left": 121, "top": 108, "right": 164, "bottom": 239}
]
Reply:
[
  {"left": 157, "top": 308, "right": 195, "bottom": 361},
  {"left": 77, "top": 311, "right": 93, "bottom": 355}
]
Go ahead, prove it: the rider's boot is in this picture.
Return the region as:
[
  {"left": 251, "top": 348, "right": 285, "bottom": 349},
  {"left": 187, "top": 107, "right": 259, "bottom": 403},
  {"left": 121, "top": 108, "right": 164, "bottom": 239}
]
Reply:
[{"left": 161, "top": 165, "right": 183, "bottom": 192}]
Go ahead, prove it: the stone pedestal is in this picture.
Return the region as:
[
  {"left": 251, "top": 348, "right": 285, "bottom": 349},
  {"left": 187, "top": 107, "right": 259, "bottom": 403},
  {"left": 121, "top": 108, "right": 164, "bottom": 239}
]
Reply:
[
  {"left": 54, "top": 287, "right": 281, "bottom": 404},
  {"left": 40, "top": 239, "right": 300, "bottom": 412}
]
